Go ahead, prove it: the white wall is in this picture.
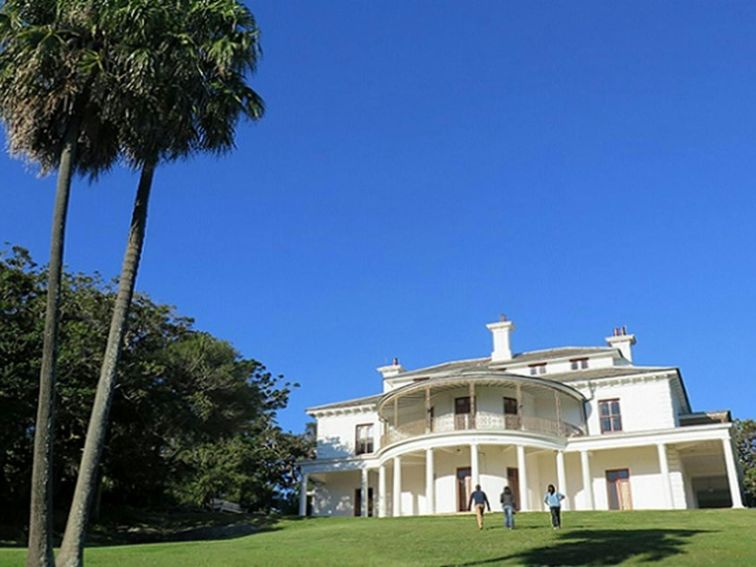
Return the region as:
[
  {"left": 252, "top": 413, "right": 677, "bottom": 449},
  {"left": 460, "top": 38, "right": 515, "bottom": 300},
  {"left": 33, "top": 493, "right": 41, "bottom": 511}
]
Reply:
[
  {"left": 312, "top": 471, "right": 359, "bottom": 517},
  {"left": 581, "top": 378, "right": 676, "bottom": 435},
  {"left": 588, "top": 446, "right": 669, "bottom": 510},
  {"left": 316, "top": 411, "right": 380, "bottom": 459}
]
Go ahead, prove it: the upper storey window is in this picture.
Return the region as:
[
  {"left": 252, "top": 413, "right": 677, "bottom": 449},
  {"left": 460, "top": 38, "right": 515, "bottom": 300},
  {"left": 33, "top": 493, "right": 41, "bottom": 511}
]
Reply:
[
  {"left": 599, "top": 399, "right": 622, "bottom": 433},
  {"left": 529, "top": 363, "right": 547, "bottom": 376},
  {"left": 503, "top": 397, "right": 518, "bottom": 415},
  {"left": 355, "top": 424, "right": 374, "bottom": 455},
  {"left": 570, "top": 358, "right": 589, "bottom": 370}
]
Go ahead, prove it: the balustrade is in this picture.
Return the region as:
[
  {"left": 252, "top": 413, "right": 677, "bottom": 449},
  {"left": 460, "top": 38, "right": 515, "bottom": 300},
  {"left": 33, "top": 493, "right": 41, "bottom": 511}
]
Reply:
[{"left": 380, "top": 410, "right": 585, "bottom": 448}]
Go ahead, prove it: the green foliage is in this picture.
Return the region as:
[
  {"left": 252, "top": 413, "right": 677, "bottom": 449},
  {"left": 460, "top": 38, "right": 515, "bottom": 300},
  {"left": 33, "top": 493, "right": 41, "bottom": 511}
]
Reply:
[
  {"left": 0, "top": 247, "right": 313, "bottom": 525},
  {"left": 733, "top": 419, "right": 756, "bottom": 506},
  {"left": 0, "top": 0, "right": 264, "bottom": 174}
]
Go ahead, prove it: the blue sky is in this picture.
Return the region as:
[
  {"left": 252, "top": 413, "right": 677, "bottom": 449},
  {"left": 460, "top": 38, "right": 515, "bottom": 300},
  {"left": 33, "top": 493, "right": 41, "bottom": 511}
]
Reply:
[{"left": 2, "top": 1, "right": 756, "bottom": 433}]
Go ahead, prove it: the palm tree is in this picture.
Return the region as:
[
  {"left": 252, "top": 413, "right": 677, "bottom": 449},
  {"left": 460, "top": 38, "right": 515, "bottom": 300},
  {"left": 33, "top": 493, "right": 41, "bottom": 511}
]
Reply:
[
  {"left": 56, "top": 2, "right": 263, "bottom": 565},
  {"left": 0, "top": 4, "right": 121, "bottom": 566}
]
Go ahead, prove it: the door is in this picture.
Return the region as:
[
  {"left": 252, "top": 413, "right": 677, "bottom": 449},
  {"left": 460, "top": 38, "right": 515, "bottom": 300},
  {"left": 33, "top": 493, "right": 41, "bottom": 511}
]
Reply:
[
  {"left": 455, "top": 396, "right": 471, "bottom": 430},
  {"left": 354, "top": 487, "right": 374, "bottom": 517},
  {"left": 507, "top": 467, "right": 520, "bottom": 510},
  {"left": 456, "top": 467, "right": 472, "bottom": 511},
  {"left": 606, "top": 469, "right": 632, "bottom": 510}
]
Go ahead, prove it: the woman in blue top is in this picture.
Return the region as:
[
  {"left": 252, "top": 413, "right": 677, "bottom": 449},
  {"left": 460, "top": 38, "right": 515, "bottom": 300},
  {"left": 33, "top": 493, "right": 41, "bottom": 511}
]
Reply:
[{"left": 543, "top": 484, "right": 565, "bottom": 529}]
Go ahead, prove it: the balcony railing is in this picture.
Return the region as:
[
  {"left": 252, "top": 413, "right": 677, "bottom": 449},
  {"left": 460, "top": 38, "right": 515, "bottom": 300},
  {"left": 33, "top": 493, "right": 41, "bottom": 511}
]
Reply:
[{"left": 381, "top": 410, "right": 585, "bottom": 447}]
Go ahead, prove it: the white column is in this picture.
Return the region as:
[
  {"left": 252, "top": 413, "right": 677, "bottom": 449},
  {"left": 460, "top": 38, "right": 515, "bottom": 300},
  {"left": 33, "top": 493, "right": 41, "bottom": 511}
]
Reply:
[
  {"left": 425, "top": 448, "right": 435, "bottom": 515},
  {"left": 657, "top": 443, "right": 673, "bottom": 509},
  {"left": 299, "top": 472, "right": 308, "bottom": 517},
  {"left": 378, "top": 464, "right": 387, "bottom": 518},
  {"left": 470, "top": 443, "right": 480, "bottom": 486},
  {"left": 722, "top": 438, "right": 744, "bottom": 508},
  {"left": 580, "top": 450, "right": 594, "bottom": 510},
  {"left": 361, "top": 468, "right": 369, "bottom": 517},
  {"left": 517, "top": 444, "right": 528, "bottom": 511},
  {"left": 556, "top": 450, "right": 568, "bottom": 511},
  {"left": 393, "top": 456, "right": 402, "bottom": 516}
]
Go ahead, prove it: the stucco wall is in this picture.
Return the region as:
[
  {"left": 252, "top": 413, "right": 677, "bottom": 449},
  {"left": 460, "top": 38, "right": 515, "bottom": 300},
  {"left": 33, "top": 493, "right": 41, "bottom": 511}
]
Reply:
[
  {"left": 316, "top": 411, "right": 379, "bottom": 459},
  {"left": 312, "top": 470, "right": 360, "bottom": 517},
  {"left": 581, "top": 378, "right": 675, "bottom": 435}
]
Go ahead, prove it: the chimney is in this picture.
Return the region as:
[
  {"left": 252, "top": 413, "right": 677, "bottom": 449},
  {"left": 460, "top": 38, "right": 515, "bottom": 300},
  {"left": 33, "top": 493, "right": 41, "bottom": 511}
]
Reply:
[
  {"left": 606, "top": 326, "right": 636, "bottom": 362},
  {"left": 487, "top": 315, "right": 515, "bottom": 362},
  {"left": 378, "top": 357, "right": 404, "bottom": 379}
]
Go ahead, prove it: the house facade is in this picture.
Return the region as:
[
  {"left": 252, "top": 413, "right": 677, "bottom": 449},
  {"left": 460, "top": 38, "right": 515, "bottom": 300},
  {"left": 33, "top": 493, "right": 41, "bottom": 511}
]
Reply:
[{"left": 298, "top": 319, "right": 744, "bottom": 517}]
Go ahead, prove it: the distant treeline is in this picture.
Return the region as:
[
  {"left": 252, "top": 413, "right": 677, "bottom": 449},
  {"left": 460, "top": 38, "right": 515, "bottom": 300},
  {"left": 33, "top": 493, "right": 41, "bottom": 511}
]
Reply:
[{"left": 0, "top": 246, "right": 312, "bottom": 527}]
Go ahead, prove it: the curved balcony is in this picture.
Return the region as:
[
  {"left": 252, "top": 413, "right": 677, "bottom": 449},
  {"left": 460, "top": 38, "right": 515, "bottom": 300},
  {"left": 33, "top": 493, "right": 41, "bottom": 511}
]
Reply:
[
  {"left": 378, "top": 370, "right": 587, "bottom": 450},
  {"left": 381, "top": 411, "right": 585, "bottom": 447}
]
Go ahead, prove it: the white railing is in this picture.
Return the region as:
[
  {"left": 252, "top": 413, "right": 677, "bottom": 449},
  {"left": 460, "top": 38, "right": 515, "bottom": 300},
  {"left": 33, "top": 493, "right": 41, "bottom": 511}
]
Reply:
[{"left": 381, "top": 411, "right": 585, "bottom": 447}]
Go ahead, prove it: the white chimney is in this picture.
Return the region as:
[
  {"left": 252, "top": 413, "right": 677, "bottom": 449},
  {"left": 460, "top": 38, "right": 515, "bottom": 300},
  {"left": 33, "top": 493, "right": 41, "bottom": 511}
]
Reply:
[
  {"left": 378, "top": 357, "right": 404, "bottom": 379},
  {"left": 606, "top": 326, "right": 636, "bottom": 362},
  {"left": 487, "top": 316, "right": 515, "bottom": 362}
]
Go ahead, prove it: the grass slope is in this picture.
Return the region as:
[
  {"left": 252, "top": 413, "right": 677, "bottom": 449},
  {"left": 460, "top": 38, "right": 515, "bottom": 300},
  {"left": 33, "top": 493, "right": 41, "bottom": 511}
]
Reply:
[{"left": 1, "top": 510, "right": 754, "bottom": 566}]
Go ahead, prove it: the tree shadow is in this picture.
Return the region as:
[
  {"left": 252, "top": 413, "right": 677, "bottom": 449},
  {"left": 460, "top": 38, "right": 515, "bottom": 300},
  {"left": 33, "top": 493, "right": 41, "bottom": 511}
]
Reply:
[
  {"left": 447, "top": 528, "right": 710, "bottom": 566},
  {"left": 0, "top": 511, "right": 284, "bottom": 548}
]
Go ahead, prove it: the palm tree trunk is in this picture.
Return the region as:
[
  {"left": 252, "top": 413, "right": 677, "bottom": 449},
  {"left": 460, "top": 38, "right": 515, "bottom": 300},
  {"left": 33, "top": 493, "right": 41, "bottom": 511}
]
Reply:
[
  {"left": 27, "top": 122, "right": 80, "bottom": 567},
  {"left": 56, "top": 161, "right": 156, "bottom": 567}
]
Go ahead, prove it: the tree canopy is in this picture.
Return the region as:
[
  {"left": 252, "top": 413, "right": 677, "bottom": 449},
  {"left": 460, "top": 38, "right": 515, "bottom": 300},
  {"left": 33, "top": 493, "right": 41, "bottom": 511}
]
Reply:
[
  {"left": 0, "top": 247, "right": 312, "bottom": 530},
  {"left": 733, "top": 419, "right": 756, "bottom": 506}
]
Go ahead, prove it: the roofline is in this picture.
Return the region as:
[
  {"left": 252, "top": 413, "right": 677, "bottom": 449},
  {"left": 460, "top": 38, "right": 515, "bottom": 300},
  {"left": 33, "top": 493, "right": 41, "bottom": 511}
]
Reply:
[
  {"left": 391, "top": 356, "right": 489, "bottom": 379},
  {"left": 673, "top": 368, "right": 693, "bottom": 414},
  {"left": 392, "top": 347, "right": 621, "bottom": 380},
  {"left": 306, "top": 394, "right": 379, "bottom": 413}
]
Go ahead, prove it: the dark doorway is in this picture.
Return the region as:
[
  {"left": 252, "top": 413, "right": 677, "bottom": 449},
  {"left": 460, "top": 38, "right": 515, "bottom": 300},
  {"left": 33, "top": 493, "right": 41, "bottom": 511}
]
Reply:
[
  {"left": 455, "top": 396, "right": 472, "bottom": 430},
  {"left": 507, "top": 467, "right": 520, "bottom": 510},
  {"left": 457, "top": 467, "right": 472, "bottom": 511},
  {"left": 354, "top": 487, "right": 374, "bottom": 517}
]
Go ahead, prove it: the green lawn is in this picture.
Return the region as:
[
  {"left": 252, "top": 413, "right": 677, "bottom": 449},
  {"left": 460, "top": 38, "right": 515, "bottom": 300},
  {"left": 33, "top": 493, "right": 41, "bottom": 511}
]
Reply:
[{"left": 1, "top": 510, "right": 754, "bottom": 566}]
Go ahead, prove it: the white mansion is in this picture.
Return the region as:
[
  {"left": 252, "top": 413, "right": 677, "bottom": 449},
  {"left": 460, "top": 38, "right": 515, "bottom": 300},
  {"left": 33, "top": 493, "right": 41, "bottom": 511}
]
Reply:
[{"left": 299, "top": 319, "right": 744, "bottom": 517}]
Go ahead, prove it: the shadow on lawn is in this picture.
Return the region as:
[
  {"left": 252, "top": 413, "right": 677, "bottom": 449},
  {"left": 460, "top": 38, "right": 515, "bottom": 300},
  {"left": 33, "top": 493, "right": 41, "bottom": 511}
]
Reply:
[
  {"left": 445, "top": 528, "right": 710, "bottom": 566},
  {"left": 1, "top": 512, "right": 288, "bottom": 548}
]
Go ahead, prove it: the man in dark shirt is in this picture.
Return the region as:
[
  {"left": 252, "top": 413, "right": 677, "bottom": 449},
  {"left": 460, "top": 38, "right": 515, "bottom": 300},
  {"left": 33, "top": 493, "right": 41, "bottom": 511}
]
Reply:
[{"left": 468, "top": 484, "right": 491, "bottom": 529}]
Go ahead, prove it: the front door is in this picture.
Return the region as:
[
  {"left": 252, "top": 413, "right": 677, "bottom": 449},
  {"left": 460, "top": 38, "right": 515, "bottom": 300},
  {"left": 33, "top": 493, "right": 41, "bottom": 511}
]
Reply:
[
  {"left": 606, "top": 469, "right": 632, "bottom": 510},
  {"left": 354, "top": 487, "right": 374, "bottom": 517},
  {"left": 456, "top": 467, "right": 472, "bottom": 511},
  {"left": 507, "top": 467, "right": 520, "bottom": 510},
  {"left": 455, "top": 396, "right": 472, "bottom": 430}
]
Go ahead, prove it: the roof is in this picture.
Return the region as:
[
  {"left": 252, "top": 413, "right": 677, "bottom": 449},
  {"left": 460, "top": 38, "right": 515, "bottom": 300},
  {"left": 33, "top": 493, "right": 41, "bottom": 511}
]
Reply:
[
  {"left": 308, "top": 349, "right": 678, "bottom": 413},
  {"left": 306, "top": 394, "right": 381, "bottom": 413},
  {"left": 398, "top": 347, "right": 618, "bottom": 379},
  {"left": 542, "top": 366, "right": 677, "bottom": 383}
]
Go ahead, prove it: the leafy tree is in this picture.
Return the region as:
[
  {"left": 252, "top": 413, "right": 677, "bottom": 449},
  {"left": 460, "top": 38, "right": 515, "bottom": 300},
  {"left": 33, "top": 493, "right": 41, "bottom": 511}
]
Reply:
[
  {"left": 0, "top": 248, "right": 310, "bottom": 539},
  {"left": 733, "top": 419, "right": 756, "bottom": 506}
]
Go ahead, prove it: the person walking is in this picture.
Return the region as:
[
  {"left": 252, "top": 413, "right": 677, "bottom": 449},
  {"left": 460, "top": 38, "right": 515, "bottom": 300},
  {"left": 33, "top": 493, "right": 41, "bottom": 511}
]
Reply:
[
  {"left": 468, "top": 484, "right": 491, "bottom": 530},
  {"left": 544, "top": 484, "right": 566, "bottom": 529},
  {"left": 500, "top": 486, "right": 516, "bottom": 529}
]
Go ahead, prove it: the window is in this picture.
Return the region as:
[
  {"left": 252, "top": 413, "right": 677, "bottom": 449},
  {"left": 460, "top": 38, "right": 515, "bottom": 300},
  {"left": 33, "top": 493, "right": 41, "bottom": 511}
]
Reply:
[
  {"left": 503, "top": 397, "right": 518, "bottom": 415},
  {"left": 355, "top": 424, "right": 374, "bottom": 455},
  {"left": 529, "top": 363, "right": 546, "bottom": 376},
  {"left": 570, "top": 358, "right": 589, "bottom": 370},
  {"left": 599, "top": 399, "right": 622, "bottom": 433}
]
